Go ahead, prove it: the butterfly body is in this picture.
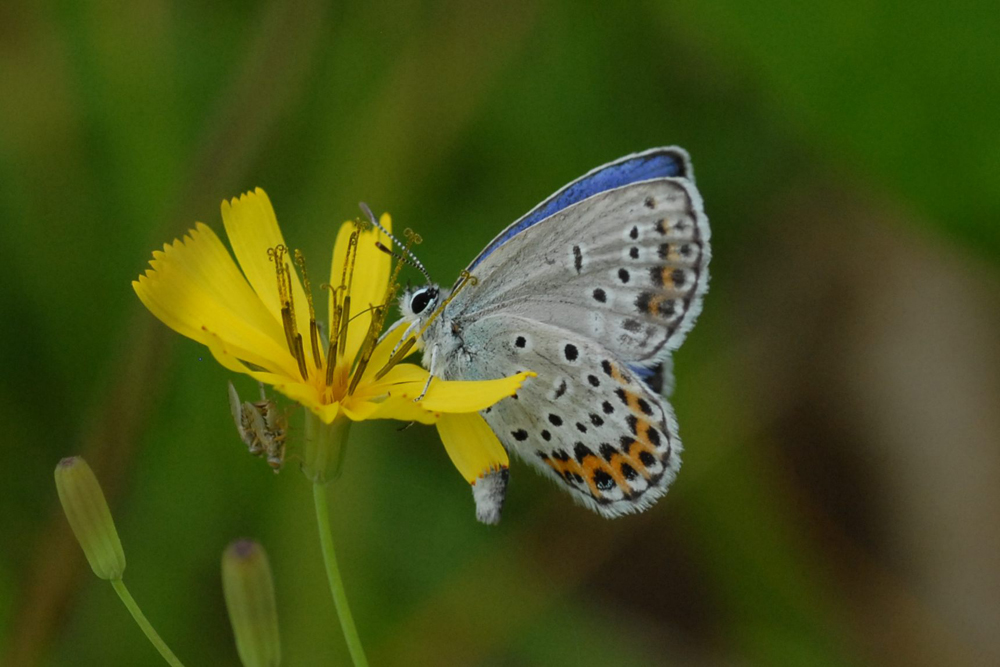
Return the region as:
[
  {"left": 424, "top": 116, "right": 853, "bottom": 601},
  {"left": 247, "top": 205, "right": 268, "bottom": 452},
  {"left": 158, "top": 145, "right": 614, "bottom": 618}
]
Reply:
[{"left": 398, "top": 148, "right": 710, "bottom": 522}]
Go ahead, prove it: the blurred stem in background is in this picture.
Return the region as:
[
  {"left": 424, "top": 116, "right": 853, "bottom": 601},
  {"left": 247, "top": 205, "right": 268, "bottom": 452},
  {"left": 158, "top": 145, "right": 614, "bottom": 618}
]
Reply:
[
  {"left": 304, "top": 411, "right": 368, "bottom": 666},
  {"left": 54, "top": 457, "right": 186, "bottom": 667},
  {"left": 109, "top": 579, "right": 186, "bottom": 667}
]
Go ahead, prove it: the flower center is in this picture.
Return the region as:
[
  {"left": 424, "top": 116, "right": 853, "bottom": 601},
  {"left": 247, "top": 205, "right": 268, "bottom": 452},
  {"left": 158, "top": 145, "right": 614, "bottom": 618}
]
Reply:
[{"left": 267, "top": 222, "right": 426, "bottom": 404}]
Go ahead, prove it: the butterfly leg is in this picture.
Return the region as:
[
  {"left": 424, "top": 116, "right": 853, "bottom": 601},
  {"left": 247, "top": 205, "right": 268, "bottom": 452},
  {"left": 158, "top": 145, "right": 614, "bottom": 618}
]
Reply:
[{"left": 413, "top": 344, "right": 438, "bottom": 402}]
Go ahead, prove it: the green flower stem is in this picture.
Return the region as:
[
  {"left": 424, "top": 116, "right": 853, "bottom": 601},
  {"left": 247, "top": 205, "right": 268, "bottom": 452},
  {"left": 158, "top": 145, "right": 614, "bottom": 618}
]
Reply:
[
  {"left": 110, "top": 578, "right": 185, "bottom": 667},
  {"left": 313, "top": 482, "right": 368, "bottom": 667},
  {"left": 302, "top": 410, "right": 352, "bottom": 484}
]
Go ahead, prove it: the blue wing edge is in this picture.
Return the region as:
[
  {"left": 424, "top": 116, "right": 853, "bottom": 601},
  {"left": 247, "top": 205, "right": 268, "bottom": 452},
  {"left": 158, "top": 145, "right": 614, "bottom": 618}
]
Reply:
[{"left": 466, "top": 146, "right": 695, "bottom": 272}]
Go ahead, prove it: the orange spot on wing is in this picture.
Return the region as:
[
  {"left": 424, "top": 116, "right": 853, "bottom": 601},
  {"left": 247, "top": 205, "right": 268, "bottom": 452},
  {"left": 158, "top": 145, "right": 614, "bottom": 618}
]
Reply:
[
  {"left": 659, "top": 267, "right": 675, "bottom": 289},
  {"left": 543, "top": 453, "right": 628, "bottom": 498},
  {"left": 608, "top": 362, "right": 628, "bottom": 385}
]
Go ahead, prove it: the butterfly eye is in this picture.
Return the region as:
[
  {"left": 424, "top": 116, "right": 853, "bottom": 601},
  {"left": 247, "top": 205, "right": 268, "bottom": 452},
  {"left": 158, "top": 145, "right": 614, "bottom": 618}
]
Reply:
[{"left": 410, "top": 287, "right": 437, "bottom": 315}]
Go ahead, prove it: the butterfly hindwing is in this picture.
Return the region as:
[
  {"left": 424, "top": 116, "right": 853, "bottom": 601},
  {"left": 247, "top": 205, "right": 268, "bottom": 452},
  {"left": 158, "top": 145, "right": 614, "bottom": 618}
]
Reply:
[{"left": 438, "top": 314, "right": 681, "bottom": 517}]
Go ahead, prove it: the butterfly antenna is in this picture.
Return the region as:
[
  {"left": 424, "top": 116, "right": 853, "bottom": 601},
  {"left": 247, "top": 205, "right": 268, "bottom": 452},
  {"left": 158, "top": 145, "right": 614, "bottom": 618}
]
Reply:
[{"left": 359, "top": 202, "right": 433, "bottom": 284}]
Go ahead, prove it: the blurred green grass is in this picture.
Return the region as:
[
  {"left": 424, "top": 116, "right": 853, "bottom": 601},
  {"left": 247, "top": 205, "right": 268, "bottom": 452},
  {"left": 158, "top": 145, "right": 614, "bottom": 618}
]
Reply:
[{"left": 1, "top": 1, "right": 997, "bottom": 665}]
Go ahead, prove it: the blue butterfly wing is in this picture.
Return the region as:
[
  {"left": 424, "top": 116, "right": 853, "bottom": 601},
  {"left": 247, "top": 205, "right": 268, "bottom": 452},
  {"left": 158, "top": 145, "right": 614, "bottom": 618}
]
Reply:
[
  {"left": 467, "top": 147, "right": 692, "bottom": 271},
  {"left": 417, "top": 148, "right": 709, "bottom": 521}
]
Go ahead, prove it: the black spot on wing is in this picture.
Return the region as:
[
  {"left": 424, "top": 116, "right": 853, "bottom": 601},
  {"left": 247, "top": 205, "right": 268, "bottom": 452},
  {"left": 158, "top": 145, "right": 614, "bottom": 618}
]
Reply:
[
  {"left": 573, "top": 442, "right": 595, "bottom": 463},
  {"left": 593, "top": 470, "right": 615, "bottom": 491},
  {"left": 573, "top": 245, "right": 583, "bottom": 273},
  {"left": 653, "top": 266, "right": 671, "bottom": 287},
  {"left": 636, "top": 292, "right": 652, "bottom": 313}
]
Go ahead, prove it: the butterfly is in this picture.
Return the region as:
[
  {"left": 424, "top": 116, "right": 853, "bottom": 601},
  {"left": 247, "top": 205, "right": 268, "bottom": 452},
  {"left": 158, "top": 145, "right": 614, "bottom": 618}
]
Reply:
[{"left": 392, "top": 147, "right": 710, "bottom": 524}]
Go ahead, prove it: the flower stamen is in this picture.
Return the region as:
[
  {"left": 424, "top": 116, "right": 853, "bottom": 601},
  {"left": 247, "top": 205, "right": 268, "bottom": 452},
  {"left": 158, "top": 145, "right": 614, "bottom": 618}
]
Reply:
[
  {"left": 347, "top": 304, "right": 386, "bottom": 395},
  {"left": 295, "top": 249, "right": 324, "bottom": 370},
  {"left": 324, "top": 285, "right": 343, "bottom": 387},
  {"left": 270, "top": 245, "right": 309, "bottom": 381},
  {"left": 336, "top": 229, "right": 360, "bottom": 364}
]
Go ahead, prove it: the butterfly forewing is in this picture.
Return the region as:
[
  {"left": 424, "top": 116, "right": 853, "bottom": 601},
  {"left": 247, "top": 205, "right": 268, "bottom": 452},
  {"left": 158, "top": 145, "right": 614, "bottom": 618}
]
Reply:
[
  {"left": 448, "top": 178, "right": 709, "bottom": 365},
  {"left": 466, "top": 147, "right": 693, "bottom": 272}
]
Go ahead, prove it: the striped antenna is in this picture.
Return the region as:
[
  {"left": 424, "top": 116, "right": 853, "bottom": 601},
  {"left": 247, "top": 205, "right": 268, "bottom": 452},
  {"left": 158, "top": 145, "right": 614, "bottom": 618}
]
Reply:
[{"left": 359, "top": 202, "right": 432, "bottom": 284}]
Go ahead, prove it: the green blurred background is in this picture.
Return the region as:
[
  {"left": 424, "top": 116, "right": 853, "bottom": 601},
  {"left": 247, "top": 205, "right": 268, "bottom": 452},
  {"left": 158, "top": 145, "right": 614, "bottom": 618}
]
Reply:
[{"left": 2, "top": 1, "right": 999, "bottom": 665}]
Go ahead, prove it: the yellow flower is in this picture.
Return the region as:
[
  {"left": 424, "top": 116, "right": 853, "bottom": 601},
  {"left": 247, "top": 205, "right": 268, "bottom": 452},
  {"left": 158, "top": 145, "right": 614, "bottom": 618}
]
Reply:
[{"left": 133, "top": 188, "right": 532, "bottom": 483}]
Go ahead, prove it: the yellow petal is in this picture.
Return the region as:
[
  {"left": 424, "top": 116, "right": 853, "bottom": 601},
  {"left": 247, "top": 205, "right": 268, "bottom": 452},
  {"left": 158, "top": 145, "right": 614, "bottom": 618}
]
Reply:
[
  {"left": 435, "top": 413, "right": 509, "bottom": 483},
  {"left": 210, "top": 338, "right": 336, "bottom": 422},
  {"left": 328, "top": 214, "right": 392, "bottom": 360},
  {"left": 203, "top": 327, "right": 338, "bottom": 420},
  {"left": 341, "top": 395, "right": 438, "bottom": 424},
  {"left": 201, "top": 327, "right": 304, "bottom": 390},
  {"left": 221, "top": 189, "right": 312, "bottom": 341},
  {"left": 304, "top": 401, "right": 341, "bottom": 425},
  {"left": 411, "top": 372, "right": 536, "bottom": 413},
  {"left": 133, "top": 225, "right": 299, "bottom": 378}
]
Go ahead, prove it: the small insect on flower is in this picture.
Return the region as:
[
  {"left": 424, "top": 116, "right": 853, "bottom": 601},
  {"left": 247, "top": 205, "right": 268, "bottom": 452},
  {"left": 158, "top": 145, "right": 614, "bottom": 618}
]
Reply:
[{"left": 229, "top": 381, "right": 287, "bottom": 472}]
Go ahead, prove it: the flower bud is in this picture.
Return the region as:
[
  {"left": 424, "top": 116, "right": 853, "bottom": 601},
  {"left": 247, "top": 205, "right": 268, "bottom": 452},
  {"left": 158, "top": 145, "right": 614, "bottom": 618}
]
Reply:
[
  {"left": 54, "top": 456, "right": 126, "bottom": 580},
  {"left": 222, "top": 540, "right": 281, "bottom": 667}
]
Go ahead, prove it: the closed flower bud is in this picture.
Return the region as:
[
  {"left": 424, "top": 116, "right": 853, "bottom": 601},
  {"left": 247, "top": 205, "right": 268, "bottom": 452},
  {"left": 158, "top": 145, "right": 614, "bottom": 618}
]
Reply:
[
  {"left": 222, "top": 540, "right": 281, "bottom": 667},
  {"left": 54, "top": 456, "right": 126, "bottom": 580}
]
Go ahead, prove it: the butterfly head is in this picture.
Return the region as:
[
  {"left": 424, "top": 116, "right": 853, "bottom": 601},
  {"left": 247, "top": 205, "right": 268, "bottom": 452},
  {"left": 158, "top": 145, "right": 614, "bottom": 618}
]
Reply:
[{"left": 399, "top": 284, "right": 441, "bottom": 323}]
